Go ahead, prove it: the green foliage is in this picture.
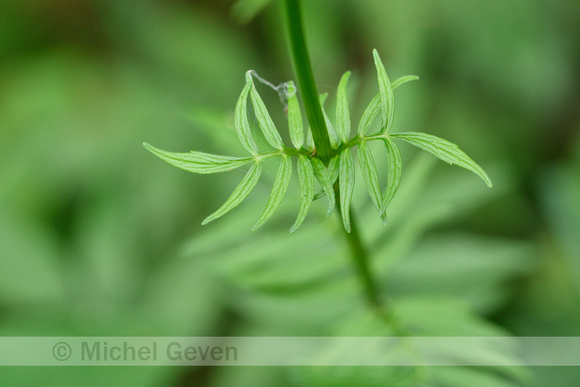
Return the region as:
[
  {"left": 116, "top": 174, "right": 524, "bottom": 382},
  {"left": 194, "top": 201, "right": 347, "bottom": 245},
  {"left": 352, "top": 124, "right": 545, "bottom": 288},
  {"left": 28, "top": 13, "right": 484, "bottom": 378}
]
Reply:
[
  {"left": 235, "top": 73, "right": 259, "bottom": 155},
  {"left": 202, "top": 161, "right": 263, "bottom": 225},
  {"left": 231, "top": 0, "right": 273, "bottom": 24},
  {"left": 291, "top": 155, "right": 316, "bottom": 233},
  {"left": 253, "top": 155, "right": 292, "bottom": 231},
  {"left": 310, "top": 157, "right": 335, "bottom": 216},
  {"left": 319, "top": 92, "right": 341, "bottom": 149},
  {"left": 336, "top": 71, "right": 352, "bottom": 143},
  {"left": 249, "top": 72, "right": 285, "bottom": 150},
  {"left": 373, "top": 49, "right": 396, "bottom": 134},
  {"left": 286, "top": 81, "right": 304, "bottom": 149},
  {"left": 392, "top": 132, "right": 493, "bottom": 188},
  {"left": 3, "top": 0, "right": 578, "bottom": 385},
  {"left": 381, "top": 137, "right": 403, "bottom": 216},
  {"left": 145, "top": 50, "right": 491, "bottom": 232},
  {"left": 338, "top": 149, "right": 356, "bottom": 232},
  {"left": 358, "top": 94, "right": 381, "bottom": 137},
  {"left": 358, "top": 141, "right": 384, "bottom": 223},
  {"left": 142, "top": 144, "right": 253, "bottom": 174},
  {"left": 186, "top": 154, "right": 534, "bottom": 386}
]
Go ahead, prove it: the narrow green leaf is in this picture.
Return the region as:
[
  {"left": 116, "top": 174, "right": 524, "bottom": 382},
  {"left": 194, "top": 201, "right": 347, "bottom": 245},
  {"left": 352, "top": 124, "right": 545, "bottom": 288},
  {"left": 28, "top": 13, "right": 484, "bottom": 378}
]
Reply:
[
  {"left": 312, "top": 190, "right": 325, "bottom": 201},
  {"left": 392, "top": 75, "right": 419, "bottom": 90},
  {"left": 305, "top": 127, "right": 315, "bottom": 151},
  {"left": 358, "top": 141, "right": 385, "bottom": 223},
  {"left": 291, "top": 155, "right": 316, "bottom": 233},
  {"left": 314, "top": 156, "right": 339, "bottom": 200},
  {"left": 248, "top": 73, "right": 285, "bottom": 150},
  {"left": 286, "top": 81, "right": 304, "bottom": 149},
  {"left": 392, "top": 132, "right": 493, "bottom": 187},
  {"left": 252, "top": 156, "right": 292, "bottom": 231},
  {"left": 202, "top": 161, "right": 263, "bottom": 225},
  {"left": 358, "top": 75, "right": 418, "bottom": 137},
  {"left": 143, "top": 143, "right": 253, "bottom": 174},
  {"left": 319, "top": 93, "right": 340, "bottom": 149},
  {"left": 328, "top": 155, "right": 340, "bottom": 184},
  {"left": 312, "top": 155, "right": 339, "bottom": 201},
  {"left": 236, "top": 72, "right": 258, "bottom": 155},
  {"left": 379, "top": 137, "right": 403, "bottom": 216},
  {"left": 336, "top": 71, "right": 351, "bottom": 143},
  {"left": 358, "top": 94, "right": 380, "bottom": 137},
  {"left": 310, "top": 157, "right": 335, "bottom": 216},
  {"left": 339, "top": 150, "right": 355, "bottom": 233},
  {"left": 372, "top": 49, "right": 395, "bottom": 134}
]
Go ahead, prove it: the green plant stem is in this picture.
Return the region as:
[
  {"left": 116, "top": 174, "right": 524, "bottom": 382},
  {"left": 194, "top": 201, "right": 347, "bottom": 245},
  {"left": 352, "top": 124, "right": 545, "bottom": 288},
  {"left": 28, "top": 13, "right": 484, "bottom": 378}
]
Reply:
[
  {"left": 333, "top": 183, "right": 383, "bottom": 308},
  {"left": 283, "top": 0, "right": 384, "bottom": 310},
  {"left": 282, "top": 0, "right": 332, "bottom": 163}
]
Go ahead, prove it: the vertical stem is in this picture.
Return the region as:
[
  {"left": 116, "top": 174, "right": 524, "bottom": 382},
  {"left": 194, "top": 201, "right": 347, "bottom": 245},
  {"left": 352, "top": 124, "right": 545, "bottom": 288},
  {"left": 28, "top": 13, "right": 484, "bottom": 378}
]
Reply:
[
  {"left": 343, "top": 214, "right": 382, "bottom": 307},
  {"left": 283, "top": 0, "right": 332, "bottom": 163},
  {"left": 283, "top": 0, "right": 384, "bottom": 309},
  {"left": 335, "top": 184, "right": 383, "bottom": 308}
]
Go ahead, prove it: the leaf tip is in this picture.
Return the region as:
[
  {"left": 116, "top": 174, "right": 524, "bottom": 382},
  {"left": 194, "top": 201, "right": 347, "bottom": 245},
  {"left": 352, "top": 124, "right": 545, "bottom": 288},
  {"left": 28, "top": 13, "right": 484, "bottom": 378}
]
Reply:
[
  {"left": 143, "top": 142, "right": 164, "bottom": 158},
  {"left": 380, "top": 212, "right": 388, "bottom": 226},
  {"left": 245, "top": 70, "right": 254, "bottom": 84},
  {"left": 482, "top": 172, "right": 493, "bottom": 188},
  {"left": 286, "top": 80, "right": 297, "bottom": 97},
  {"left": 372, "top": 49, "right": 382, "bottom": 65},
  {"left": 143, "top": 142, "right": 155, "bottom": 152}
]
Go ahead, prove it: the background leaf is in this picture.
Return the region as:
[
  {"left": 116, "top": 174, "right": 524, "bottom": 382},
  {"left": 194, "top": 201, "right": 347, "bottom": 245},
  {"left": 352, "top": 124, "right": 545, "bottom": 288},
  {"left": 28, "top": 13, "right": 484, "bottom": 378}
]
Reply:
[{"left": 231, "top": 0, "right": 273, "bottom": 24}]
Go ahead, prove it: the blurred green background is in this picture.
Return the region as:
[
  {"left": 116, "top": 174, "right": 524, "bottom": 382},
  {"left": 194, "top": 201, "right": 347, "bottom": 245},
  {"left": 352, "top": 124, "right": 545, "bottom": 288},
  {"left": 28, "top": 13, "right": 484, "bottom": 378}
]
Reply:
[{"left": 0, "top": 0, "right": 579, "bottom": 385}]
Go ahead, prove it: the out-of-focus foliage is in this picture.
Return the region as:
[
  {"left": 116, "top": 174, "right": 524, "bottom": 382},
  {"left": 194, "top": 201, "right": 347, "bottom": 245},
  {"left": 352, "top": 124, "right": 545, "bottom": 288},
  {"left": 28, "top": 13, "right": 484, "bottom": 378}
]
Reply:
[{"left": 0, "top": 0, "right": 578, "bottom": 385}]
